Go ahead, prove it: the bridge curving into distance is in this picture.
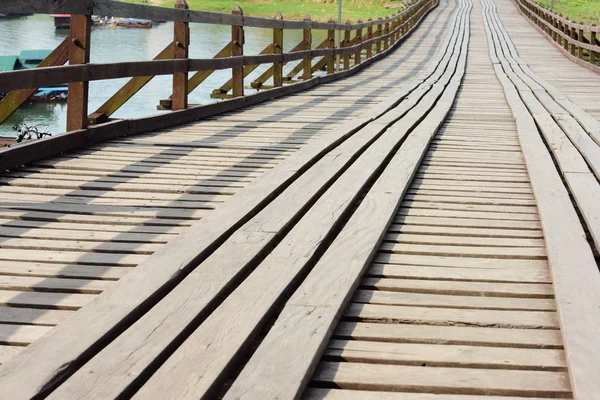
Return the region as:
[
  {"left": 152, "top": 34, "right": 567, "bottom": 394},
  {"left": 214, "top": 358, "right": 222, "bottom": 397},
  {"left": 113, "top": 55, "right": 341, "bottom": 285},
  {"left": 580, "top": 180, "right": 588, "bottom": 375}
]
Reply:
[{"left": 0, "top": 0, "right": 599, "bottom": 398}]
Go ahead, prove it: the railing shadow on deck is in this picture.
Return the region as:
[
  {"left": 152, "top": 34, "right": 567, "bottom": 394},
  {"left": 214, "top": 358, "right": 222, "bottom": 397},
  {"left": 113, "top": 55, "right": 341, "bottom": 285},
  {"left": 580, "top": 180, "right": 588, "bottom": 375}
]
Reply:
[{"left": 0, "top": 0, "right": 451, "bottom": 350}]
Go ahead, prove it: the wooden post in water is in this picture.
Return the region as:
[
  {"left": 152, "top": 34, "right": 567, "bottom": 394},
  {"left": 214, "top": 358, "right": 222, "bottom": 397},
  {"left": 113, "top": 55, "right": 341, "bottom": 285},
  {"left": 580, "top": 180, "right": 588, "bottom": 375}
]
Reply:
[
  {"left": 343, "top": 20, "right": 351, "bottom": 70},
  {"left": 376, "top": 18, "right": 383, "bottom": 55},
  {"left": 273, "top": 12, "right": 284, "bottom": 87},
  {"left": 172, "top": 0, "right": 190, "bottom": 110},
  {"left": 355, "top": 20, "right": 362, "bottom": 65},
  {"left": 67, "top": 14, "right": 91, "bottom": 132},
  {"left": 366, "top": 19, "right": 373, "bottom": 59},
  {"left": 231, "top": 6, "right": 244, "bottom": 98},
  {"left": 327, "top": 18, "right": 336, "bottom": 74},
  {"left": 303, "top": 15, "right": 312, "bottom": 81}
]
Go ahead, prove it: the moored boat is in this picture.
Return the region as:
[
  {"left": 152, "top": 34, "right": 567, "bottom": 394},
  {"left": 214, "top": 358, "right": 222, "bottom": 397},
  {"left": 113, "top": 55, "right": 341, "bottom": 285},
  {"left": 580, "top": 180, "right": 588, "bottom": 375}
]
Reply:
[
  {"left": 114, "top": 18, "right": 152, "bottom": 28},
  {"left": 51, "top": 14, "right": 70, "bottom": 29},
  {"left": 0, "top": 51, "right": 68, "bottom": 103},
  {"left": 0, "top": 13, "right": 32, "bottom": 18}
]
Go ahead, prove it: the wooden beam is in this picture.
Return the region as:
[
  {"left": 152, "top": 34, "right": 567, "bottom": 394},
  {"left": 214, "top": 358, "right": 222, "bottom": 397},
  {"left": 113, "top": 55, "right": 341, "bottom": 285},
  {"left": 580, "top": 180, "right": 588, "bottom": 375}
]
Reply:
[
  {"left": 66, "top": 14, "right": 92, "bottom": 132},
  {"left": 355, "top": 20, "right": 363, "bottom": 65},
  {"left": 231, "top": 6, "right": 244, "bottom": 98},
  {"left": 273, "top": 12, "right": 284, "bottom": 87},
  {"left": 89, "top": 43, "right": 175, "bottom": 124},
  {"left": 303, "top": 15, "right": 312, "bottom": 81},
  {"left": 172, "top": 0, "right": 190, "bottom": 111}
]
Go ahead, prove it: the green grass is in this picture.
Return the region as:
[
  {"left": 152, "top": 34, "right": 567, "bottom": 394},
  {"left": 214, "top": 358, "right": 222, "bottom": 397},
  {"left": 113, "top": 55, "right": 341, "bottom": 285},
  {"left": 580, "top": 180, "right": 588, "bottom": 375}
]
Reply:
[
  {"left": 534, "top": 0, "right": 600, "bottom": 24},
  {"left": 126, "top": 0, "right": 405, "bottom": 21}
]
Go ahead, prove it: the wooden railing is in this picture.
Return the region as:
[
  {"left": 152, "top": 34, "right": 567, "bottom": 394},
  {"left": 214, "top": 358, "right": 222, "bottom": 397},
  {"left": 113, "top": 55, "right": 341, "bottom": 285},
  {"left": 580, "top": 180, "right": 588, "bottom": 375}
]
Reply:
[
  {"left": 0, "top": 0, "right": 436, "bottom": 136},
  {"left": 513, "top": 0, "right": 600, "bottom": 73}
]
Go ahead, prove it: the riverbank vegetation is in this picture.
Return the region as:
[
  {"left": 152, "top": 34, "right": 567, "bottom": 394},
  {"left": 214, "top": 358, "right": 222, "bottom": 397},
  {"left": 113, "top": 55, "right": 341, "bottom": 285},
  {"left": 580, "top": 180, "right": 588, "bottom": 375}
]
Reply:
[
  {"left": 126, "top": 0, "right": 407, "bottom": 21},
  {"left": 534, "top": 0, "right": 600, "bottom": 24}
]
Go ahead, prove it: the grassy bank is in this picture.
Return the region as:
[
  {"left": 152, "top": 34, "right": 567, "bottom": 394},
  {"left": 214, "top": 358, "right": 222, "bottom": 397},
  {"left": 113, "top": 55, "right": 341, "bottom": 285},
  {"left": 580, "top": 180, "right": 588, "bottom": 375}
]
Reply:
[
  {"left": 535, "top": 0, "right": 600, "bottom": 24},
  {"left": 126, "top": 0, "right": 405, "bottom": 21}
]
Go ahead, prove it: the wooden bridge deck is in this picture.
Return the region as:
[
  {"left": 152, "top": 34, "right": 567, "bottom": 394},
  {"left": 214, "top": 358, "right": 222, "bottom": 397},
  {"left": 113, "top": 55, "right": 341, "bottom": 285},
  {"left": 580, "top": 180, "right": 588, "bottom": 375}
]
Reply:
[
  {"left": 0, "top": 0, "right": 599, "bottom": 398},
  {"left": 0, "top": 1, "right": 453, "bottom": 341}
]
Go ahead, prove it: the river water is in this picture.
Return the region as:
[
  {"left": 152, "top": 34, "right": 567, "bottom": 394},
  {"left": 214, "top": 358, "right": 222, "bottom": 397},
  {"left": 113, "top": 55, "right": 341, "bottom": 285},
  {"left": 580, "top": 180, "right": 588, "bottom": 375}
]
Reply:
[{"left": 0, "top": 14, "right": 326, "bottom": 137}]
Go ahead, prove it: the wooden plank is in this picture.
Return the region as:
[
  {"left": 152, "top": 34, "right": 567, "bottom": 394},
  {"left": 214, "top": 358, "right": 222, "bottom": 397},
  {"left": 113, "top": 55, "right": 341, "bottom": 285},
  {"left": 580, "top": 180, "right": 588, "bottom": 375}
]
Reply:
[
  {"left": 379, "top": 242, "right": 547, "bottom": 259},
  {"left": 304, "top": 388, "right": 555, "bottom": 400},
  {"left": 361, "top": 277, "right": 553, "bottom": 297},
  {"left": 346, "top": 303, "right": 558, "bottom": 328},
  {"left": 0, "top": 261, "right": 127, "bottom": 280},
  {"left": 0, "top": 324, "right": 52, "bottom": 346},
  {"left": 367, "top": 264, "right": 549, "bottom": 283},
  {"left": 0, "top": 276, "right": 113, "bottom": 294},
  {"left": 388, "top": 223, "right": 543, "bottom": 238},
  {"left": 354, "top": 289, "right": 555, "bottom": 310},
  {"left": 0, "top": 290, "right": 95, "bottom": 310},
  {"left": 336, "top": 322, "right": 563, "bottom": 348},
  {"left": 384, "top": 232, "right": 545, "bottom": 247},
  {"left": 326, "top": 339, "right": 567, "bottom": 370},
  {"left": 0, "top": 308, "right": 73, "bottom": 326},
  {"left": 312, "top": 362, "right": 571, "bottom": 397},
  {"left": 373, "top": 253, "right": 548, "bottom": 269}
]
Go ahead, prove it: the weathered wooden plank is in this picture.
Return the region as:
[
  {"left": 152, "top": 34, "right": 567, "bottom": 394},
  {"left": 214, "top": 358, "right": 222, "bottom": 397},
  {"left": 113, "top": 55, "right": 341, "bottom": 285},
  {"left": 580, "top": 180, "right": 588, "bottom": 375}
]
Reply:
[
  {"left": 354, "top": 290, "right": 555, "bottom": 310},
  {"left": 312, "top": 362, "right": 571, "bottom": 397},
  {"left": 326, "top": 339, "right": 567, "bottom": 370},
  {"left": 336, "top": 322, "right": 563, "bottom": 348},
  {"left": 304, "top": 388, "right": 554, "bottom": 400}
]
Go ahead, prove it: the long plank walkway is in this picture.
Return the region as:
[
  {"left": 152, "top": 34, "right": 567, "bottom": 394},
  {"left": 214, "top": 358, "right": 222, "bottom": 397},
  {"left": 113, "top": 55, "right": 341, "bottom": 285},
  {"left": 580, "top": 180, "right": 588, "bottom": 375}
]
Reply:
[{"left": 0, "top": 0, "right": 599, "bottom": 398}]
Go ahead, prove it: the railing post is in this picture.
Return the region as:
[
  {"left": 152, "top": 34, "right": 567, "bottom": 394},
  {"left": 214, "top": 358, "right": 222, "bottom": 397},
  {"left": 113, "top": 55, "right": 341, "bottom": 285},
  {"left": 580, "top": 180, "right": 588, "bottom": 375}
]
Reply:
[
  {"left": 327, "top": 18, "right": 336, "bottom": 74},
  {"left": 570, "top": 21, "right": 577, "bottom": 56},
  {"left": 344, "top": 20, "right": 351, "bottom": 70},
  {"left": 578, "top": 24, "right": 584, "bottom": 60},
  {"left": 355, "top": 20, "right": 362, "bottom": 65},
  {"left": 395, "top": 11, "right": 401, "bottom": 42},
  {"left": 172, "top": 0, "right": 190, "bottom": 111},
  {"left": 273, "top": 12, "right": 284, "bottom": 87},
  {"left": 591, "top": 26, "right": 597, "bottom": 65},
  {"left": 560, "top": 16, "right": 569, "bottom": 51},
  {"left": 303, "top": 15, "right": 312, "bottom": 81},
  {"left": 376, "top": 17, "right": 383, "bottom": 54},
  {"left": 231, "top": 6, "right": 244, "bottom": 98},
  {"left": 366, "top": 19, "right": 373, "bottom": 59},
  {"left": 384, "top": 19, "right": 390, "bottom": 50},
  {"left": 67, "top": 14, "right": 91, "bottom": 132}
]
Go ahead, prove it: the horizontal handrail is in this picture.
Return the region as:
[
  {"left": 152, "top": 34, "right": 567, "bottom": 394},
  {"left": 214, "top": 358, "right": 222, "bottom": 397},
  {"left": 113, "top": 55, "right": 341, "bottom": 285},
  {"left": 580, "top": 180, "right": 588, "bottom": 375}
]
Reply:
[
  {"left": 0, "top": 0, "right": 406, "bottom": 30},
  {"left": 0, "top": 28, "right": 402, "bottom": 91},
  {"left": 518, "top": 0, "right": 600, "bottom": 33}
]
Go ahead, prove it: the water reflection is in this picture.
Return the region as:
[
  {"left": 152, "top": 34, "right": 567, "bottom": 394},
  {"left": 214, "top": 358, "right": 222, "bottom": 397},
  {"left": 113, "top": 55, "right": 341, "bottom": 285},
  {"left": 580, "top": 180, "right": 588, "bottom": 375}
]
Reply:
[{"left": 0, "top": 14, "right": 325, "bottom": 136}]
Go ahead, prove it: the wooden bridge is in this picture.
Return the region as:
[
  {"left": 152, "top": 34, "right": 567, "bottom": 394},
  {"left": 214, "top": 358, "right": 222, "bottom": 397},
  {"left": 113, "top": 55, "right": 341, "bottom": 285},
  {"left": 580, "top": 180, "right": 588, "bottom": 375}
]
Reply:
[{"left": 0, "top": 0, "right": 599, "bottom": 398}]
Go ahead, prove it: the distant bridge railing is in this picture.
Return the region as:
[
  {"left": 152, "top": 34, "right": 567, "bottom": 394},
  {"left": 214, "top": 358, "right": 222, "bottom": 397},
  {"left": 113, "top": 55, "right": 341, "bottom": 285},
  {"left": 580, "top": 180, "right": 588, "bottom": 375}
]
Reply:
[
  {"left": 0, "top": 0, "right": 436, "bottom": 138},
  {"left": 513, "top": 0, "right": 600, "bottom": 73}
]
